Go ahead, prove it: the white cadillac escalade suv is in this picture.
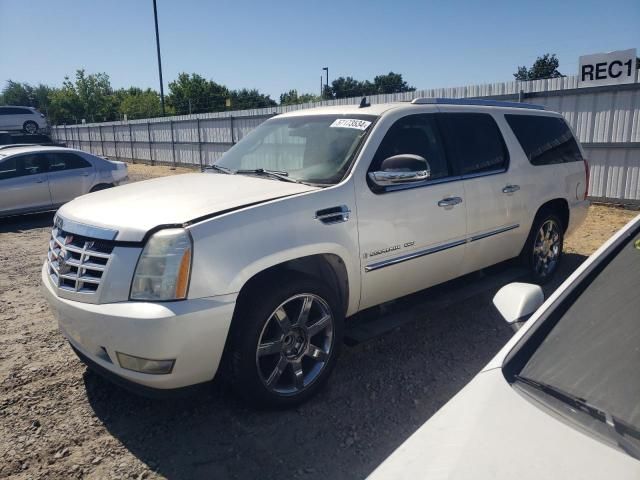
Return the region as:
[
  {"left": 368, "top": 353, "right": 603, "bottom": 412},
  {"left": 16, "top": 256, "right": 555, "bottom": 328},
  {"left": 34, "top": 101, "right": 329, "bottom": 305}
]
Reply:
[{"left": 42, "top": 98, "right": 589, "bottom": 407}]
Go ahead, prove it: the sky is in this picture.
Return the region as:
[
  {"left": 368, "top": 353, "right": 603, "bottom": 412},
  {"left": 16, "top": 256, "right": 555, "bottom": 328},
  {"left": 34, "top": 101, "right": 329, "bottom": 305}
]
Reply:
[{"left": 1, "top": 0, "right": 639, "bottom": 101}]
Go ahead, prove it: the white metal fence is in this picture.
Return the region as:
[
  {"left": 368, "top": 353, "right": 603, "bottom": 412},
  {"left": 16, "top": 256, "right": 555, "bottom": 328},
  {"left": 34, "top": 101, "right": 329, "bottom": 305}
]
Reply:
[{"left": 51, "top": 75, "right": 640, "bottom": 204}]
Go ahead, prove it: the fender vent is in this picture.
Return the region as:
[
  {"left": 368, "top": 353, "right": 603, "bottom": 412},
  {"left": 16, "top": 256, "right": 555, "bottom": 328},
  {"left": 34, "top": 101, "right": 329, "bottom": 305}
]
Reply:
[{"left": 315, "top": 205, "right": 351, "bottom": 225}]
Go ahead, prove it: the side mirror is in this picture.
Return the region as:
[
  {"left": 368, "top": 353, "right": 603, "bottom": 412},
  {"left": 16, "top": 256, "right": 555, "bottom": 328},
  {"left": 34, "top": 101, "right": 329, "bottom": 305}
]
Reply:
[
  {"left": 368, "top": 154, "right": 431, "bottom": 187},
  {"left": 493, "top": 282, "right": 544, "bottom": 332}
]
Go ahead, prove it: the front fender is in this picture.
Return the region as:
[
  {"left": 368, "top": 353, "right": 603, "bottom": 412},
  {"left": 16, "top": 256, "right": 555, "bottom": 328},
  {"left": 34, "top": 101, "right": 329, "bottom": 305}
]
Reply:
[
  {"left": 186, "top": 184, "right": 362, "bottom": 315},
  {"left": 228, "top": 242, "right": 360, "bottom": 315}
]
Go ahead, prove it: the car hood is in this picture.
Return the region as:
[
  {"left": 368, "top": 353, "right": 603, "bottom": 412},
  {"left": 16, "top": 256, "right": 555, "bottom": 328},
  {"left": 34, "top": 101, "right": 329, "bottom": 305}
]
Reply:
[
  {"left": 367, "top": 369, "right": 639, "bottom": 480},
  {"left": 57, "top": 172, "right": 318, "bottom": 242}
]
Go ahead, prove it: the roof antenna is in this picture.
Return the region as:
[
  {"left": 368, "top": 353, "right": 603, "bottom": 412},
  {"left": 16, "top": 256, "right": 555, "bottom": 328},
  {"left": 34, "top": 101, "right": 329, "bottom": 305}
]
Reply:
[{"left": 359, "top": 97, "right": 370, "bottom": 108}]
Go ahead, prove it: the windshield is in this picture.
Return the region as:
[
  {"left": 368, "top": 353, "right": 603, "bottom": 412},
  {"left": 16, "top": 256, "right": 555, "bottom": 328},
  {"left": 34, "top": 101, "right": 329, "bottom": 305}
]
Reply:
[
  {"left": 517, "top": 226, "right": 640, "bottom": 433},
  {"left": 213, "top": 114, "right": 377, "bottom": 185}
]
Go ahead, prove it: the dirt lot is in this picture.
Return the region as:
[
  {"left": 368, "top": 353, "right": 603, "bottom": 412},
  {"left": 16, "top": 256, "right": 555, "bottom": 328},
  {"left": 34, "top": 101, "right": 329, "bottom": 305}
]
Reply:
[{"left": 0, "top": 166, "right": 637, "bottom": 479}]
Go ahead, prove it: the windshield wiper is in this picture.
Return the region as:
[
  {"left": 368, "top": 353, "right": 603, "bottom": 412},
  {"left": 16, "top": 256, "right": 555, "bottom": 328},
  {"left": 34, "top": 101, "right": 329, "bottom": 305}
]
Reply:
[
  {"left": 514, "top": 374, "right": 640, "bottom": 458},
  {"left": 235, "top": 168, "right": 301, "bottom": 184},
  {"left": 206, "top": 164, "right": 233, "bottom": 174}
]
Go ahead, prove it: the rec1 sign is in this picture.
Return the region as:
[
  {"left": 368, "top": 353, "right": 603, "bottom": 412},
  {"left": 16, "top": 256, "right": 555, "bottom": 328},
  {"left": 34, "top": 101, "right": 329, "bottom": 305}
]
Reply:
[{"left": 579, "top": 49, "right": 637, "bottom": 87}]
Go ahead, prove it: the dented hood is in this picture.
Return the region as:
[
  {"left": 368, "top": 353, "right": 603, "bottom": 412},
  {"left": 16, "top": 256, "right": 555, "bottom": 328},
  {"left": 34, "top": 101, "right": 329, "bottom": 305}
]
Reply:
[{"left": 56, "top": 172, "right": 317, "bottom": 242}]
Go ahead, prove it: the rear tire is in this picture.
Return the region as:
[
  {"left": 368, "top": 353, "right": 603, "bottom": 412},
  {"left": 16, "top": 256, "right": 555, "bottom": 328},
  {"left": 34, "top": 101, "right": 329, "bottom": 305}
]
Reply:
[
  {"left": 521, "top": 211, "right": 564, "bottom": 284},
  {"left": 23, "top": 121, "right": 38, "bottom": 134},
  {"left": 229, "top": 273, "right": 343, "bottom": 408}
]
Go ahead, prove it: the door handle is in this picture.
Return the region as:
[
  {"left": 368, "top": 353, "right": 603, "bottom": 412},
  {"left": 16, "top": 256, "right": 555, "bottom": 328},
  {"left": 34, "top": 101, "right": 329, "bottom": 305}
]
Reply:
[
  {"left": 81, "top": 172, "right": 90, "bottom": 177},
  {"left": 438, "top": 197, "right": 463, "bottom": 207},
  {"left": 35, "top": 179, "right": 45, "bottom": 184},
  {"left": 502, "top": 184, "right": 520, "bottom": 194}
]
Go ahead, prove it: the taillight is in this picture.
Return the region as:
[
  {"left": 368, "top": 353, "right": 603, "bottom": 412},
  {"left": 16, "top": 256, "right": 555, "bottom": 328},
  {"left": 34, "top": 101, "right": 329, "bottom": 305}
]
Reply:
[{"left": 583, "top": 158, "right": 590, "bottom": 200}]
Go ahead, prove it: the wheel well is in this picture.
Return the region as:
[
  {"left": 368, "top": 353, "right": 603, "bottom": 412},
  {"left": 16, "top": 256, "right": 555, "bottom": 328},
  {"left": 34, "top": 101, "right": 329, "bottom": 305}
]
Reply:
[
  {"left": 536, "top": 198, "right": 569, "bottom": 232},
  {"left": 90, "top": 183, "right": 114, "bottom": 192},
  {"left": 236, "top": 254, "right": 350, "bottom": 316}
]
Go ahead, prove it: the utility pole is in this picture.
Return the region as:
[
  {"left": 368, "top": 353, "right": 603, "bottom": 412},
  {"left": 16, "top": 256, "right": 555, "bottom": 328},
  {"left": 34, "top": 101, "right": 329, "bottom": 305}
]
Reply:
[
  {"left": 322, "top": 67, "right": 329, "bottom": 97},
  {"left": 153, "top": 0, "right": 166, "bottom": 116}
]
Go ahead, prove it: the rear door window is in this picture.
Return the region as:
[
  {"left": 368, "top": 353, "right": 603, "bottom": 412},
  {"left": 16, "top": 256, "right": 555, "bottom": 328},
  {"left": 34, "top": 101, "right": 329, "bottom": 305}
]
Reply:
[
  {"left": 505, "top": 115, "right": 583, "bottom": 165},
  {"left": 20, "top": 154, "right": 49, "bottom": 175},
  {"left": 47, "top": 152, "right": 92, "bottom": 171},
  {"left": 437, "top": 113, "right": 509, "bottom": 175}
]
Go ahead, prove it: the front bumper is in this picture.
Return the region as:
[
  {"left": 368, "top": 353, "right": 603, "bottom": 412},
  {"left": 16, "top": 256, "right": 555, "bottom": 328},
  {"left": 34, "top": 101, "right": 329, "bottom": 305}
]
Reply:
[{"left": 41, "top": 263, "right": 236, "bottom": 390}]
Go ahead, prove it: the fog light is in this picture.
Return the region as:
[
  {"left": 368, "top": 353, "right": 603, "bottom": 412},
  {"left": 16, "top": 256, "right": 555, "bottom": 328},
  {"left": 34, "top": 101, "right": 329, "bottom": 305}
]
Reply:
[{"left": 116, "top": 352, "right": 175, "bottom": 375}]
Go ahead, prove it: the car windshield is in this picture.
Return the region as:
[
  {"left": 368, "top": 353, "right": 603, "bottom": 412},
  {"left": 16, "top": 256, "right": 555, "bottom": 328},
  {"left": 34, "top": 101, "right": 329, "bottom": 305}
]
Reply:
[
  {"left": 518, "top": 226, "right": 640, "bottom": 432},
  {"left": 213, "top": 114, "right": 377, "bottom": 185}
]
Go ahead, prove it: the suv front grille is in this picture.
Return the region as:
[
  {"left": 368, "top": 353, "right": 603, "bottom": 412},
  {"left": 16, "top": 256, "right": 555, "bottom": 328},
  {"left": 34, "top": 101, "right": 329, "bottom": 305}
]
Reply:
[{"left": 47, "top": 227, "right": 115, "bottom": 294}]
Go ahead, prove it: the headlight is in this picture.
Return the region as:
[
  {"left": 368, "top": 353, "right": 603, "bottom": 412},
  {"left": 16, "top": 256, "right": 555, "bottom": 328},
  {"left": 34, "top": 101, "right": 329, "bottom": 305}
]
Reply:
[{"left": 130, "top": 228, "right": 192, "bottom": 301}]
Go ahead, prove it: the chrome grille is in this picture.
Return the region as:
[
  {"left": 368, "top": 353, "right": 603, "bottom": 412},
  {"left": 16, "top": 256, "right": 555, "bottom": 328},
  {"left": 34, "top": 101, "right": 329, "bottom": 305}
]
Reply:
[{"left": 47, "top": 226, "right": 115, "bottom": 294}]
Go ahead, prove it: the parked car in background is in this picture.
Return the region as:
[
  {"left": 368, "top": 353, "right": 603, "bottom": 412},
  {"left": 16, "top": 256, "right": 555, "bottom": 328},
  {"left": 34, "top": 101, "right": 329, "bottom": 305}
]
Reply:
[
  {"left": 0, "top": 146, "right": 128, "bottom": 218},
  {"left": 368, "top": 214, "right": 640, "bottom": 479},
  {"left": 41, "top": 99, "right": 589, "bottom": 407},
  {"left": 0, "top": 131, "right": 65, "bottom": 148},
  {"left": 0, "top": 105, "right": 48, "bottom": 133}
]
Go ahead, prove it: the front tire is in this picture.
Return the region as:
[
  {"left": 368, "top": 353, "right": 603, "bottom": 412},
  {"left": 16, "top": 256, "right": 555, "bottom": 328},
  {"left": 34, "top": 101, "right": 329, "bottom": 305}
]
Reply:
[
  {"left": 23, "top": 121, "right": 38, "bottom": 134},
  {"left": 522, "top": 212, "right": 564, "bottom": 284},
  {"left": 229, "top": 274, "right": 343, "bottom": 408}
]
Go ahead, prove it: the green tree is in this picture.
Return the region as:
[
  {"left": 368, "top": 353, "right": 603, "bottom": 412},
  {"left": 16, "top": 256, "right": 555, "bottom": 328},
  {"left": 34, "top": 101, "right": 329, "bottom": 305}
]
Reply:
[
  {"left": 372, "top": 72, "right": 415, "bottom": 94},
  {"left": 326, "top": 72, "right": 415, "bottom": 99},
  {"left": 514, "top": 53, "right": 563, "bottom": 81},
  {"left": 46, "top": 70, "right": 118, "bottom": 124},
  {"left": 328, "top": 76, "right": 366, "bottom": 99},
  {"left": 167, "top": 73, "right": 229, "bottom": 114},
  {"left": 279, "top": 89, "right": 320, "bottom": 105},
  {"left": 229, "top": 88, "right": 277, "bottom": 110},
  {"left": 117, "top": 87, "right": 162, "bottom": 120},
  {"left": 1, "top": 80, "right": 33, "bottom": 105},
  {"left": 0, "top": 81, "right": 54, "bottom": 114}
]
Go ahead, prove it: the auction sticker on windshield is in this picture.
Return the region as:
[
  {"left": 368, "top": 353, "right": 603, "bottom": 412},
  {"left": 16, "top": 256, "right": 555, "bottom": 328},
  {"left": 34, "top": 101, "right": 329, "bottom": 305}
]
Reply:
[{"left": 330, "top": 119, "right": 372, "bottom": 130}]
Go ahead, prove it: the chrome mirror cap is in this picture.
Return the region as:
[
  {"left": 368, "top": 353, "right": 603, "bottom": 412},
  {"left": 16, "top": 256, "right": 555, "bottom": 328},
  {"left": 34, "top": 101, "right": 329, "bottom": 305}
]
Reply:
[
  {"left": 368, "top": 169, "right": 430, "bottom": 186},
  {"left": 368, "top": 154, "right": 431, "bottom": 187},
  {"left": 493, "top": 282, "right": 544, "bottom": 331}
]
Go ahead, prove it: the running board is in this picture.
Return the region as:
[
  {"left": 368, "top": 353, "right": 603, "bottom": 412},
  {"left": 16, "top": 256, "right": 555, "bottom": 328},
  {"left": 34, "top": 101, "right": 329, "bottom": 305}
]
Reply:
[{"left": 344, "top": 262, "right": 528, "bottom": 345}]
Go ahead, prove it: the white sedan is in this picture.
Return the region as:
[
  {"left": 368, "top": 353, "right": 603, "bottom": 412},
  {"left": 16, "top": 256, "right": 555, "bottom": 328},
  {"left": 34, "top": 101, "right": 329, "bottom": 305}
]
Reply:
[
  {"left": 368, "top": 214, "right": 640, "bottom": 479},
  {"left": 0, "top": 146, "right": 128, "bottom": 218}
]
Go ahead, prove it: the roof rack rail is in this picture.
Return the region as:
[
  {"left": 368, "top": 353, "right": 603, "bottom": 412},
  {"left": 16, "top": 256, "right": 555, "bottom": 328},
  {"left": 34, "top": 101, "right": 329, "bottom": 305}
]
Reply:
[{"left": 410, "top": 98, "right": 545, "bottom": 110}]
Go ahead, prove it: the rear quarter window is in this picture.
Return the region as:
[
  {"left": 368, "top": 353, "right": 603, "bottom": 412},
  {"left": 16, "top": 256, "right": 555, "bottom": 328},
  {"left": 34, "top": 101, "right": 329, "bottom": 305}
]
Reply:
[{"left": 505, "top": 114, "right": 583, "bottom": 166}]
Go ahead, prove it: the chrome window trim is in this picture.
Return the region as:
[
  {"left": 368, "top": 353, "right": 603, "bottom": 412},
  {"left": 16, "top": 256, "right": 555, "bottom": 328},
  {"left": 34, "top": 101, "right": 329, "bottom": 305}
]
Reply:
[
  {"left": 377, "top": 175, "right": 463, "bottom": 193},
  {"left": 460, "top": 168, "right": 507, "bottom": 180},
  {"left": 373, "top": 168, "right": 508, "bottom": 194},
  {"left": 364, "top": 224, "right": 520, "bottom": 272},
  {"left": 54, "top": 215, "right": 118, "bottom": 240}
]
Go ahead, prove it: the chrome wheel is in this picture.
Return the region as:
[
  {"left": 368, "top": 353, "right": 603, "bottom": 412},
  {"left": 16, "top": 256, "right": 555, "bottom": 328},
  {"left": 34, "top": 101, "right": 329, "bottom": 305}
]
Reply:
[
  {"left": 24, "top": 121, "right": 38, "bottom": 134},
  {"left": 533, "top": 219, "right": 561, "bottom": 278},
  {"left": 255, "top": 293, "right": 334, "bottom": 396}
]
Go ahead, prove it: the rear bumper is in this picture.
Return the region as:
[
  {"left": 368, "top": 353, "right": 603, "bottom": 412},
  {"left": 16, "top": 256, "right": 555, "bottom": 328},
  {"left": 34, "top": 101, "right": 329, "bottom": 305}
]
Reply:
[
  {"left": 42, "top": 263, "right": 236, "bottom": 390},
  {"left": 566, "top": 200, "right": 589, "bottom": 237}
]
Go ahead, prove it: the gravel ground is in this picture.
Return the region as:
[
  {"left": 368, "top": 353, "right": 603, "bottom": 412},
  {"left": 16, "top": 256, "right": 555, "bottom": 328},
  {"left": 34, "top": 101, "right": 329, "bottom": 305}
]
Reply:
[{"left": 0, "top": 166, "right": 637, "bottom": 479}]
